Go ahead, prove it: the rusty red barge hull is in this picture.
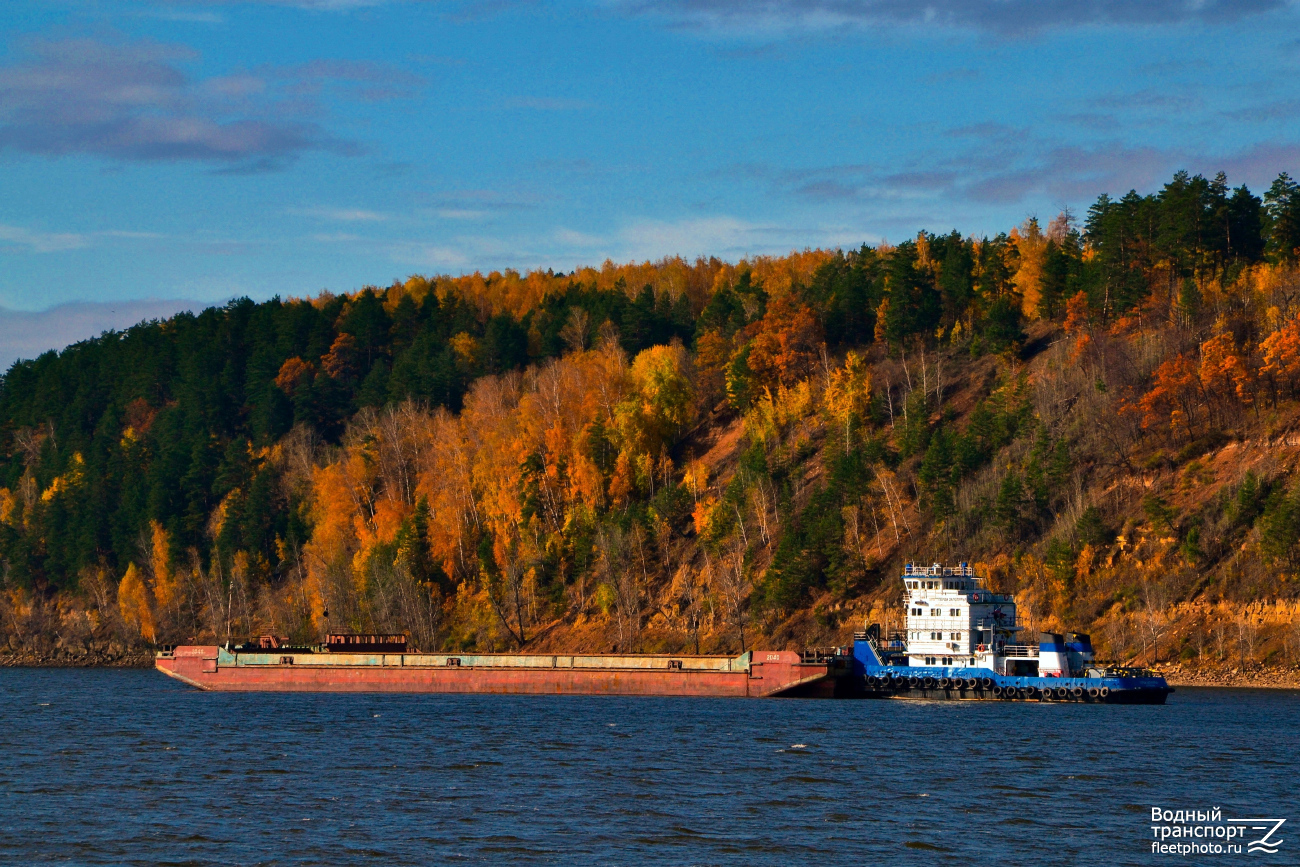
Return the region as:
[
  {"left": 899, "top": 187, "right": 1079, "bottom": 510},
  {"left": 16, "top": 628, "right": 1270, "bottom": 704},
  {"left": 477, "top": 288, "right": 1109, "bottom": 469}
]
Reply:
[{"left": 156, "top": 646, "right": 849, "bottom": 698}]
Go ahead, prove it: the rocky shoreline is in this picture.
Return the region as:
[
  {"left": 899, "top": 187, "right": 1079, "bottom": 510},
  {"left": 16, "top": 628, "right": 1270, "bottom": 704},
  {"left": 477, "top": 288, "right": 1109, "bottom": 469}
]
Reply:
[
  {"left": 1161, "top": 663, "right": 1300, "bottom": 689},
  {"left": 0, "top": 649, "right": 154, "bottom": 668}
]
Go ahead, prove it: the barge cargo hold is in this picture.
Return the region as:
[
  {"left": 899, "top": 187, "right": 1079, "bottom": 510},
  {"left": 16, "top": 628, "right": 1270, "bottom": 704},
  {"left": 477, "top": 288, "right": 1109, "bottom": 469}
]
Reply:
[{"left": 155, "top": 645, "right": 852, "bottom": 698}]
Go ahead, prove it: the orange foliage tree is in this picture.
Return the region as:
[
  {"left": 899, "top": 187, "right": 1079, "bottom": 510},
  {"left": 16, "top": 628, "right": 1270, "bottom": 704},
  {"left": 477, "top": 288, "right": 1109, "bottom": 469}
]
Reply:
[
  {"left": 1198, "top": 331, "right": 1254, "bottom": 422},
  {"left": 745, "top": 295, "right": 822, "bottom": 391},
  {"left": 1137, "top": 354, "right": 1201, "bottom": 439},
  {"left": 118, "top": 563, "right": 156, "bottom": 643},
  {"left": 1260, "top": 316, "right": 1300, "bottom": 402}
]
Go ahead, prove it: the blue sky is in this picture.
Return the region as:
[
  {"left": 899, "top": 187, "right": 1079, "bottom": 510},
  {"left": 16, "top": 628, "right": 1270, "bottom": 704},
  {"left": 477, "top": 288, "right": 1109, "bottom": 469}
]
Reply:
[{"left": 1, "top": 0, "right": 1299, "bottom": 362}]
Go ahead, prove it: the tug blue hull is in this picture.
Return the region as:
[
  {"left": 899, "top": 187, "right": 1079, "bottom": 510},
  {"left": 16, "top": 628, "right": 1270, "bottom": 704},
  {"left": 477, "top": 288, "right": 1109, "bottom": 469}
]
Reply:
[{"left": 856, "top": 664, "right": 1172, "bottom": 703}]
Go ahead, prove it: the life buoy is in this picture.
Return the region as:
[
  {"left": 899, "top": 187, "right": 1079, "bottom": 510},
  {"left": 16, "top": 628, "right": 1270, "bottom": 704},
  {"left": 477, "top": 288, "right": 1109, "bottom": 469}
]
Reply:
[
  {"left": 972, "top": 593, "right": 980, "bottom": 602},
  {"left": 976, "top": 644, "right": 987, "bottom": 652}
]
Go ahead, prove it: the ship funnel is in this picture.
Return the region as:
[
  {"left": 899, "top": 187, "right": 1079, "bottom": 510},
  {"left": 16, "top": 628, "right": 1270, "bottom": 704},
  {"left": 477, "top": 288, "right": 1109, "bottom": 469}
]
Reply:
[
  {"left": 1066, "top": 632, "right": 1094, "bottom": 672},
  {"left": 1038, "top": 632, "right": 1069, "bottom": 678}
]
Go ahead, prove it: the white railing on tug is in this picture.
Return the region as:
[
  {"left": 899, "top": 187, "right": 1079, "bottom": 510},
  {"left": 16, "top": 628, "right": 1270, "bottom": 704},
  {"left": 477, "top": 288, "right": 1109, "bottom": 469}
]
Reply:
[
  {"left": 975, "top": 619, "right": 1020, "bottom": 630},
  {"left": 1000, "top": 645, "right": 1039, "bottom": 658},
  {"left": 904, "top": 563, "right": 974, "bottom": 577}
]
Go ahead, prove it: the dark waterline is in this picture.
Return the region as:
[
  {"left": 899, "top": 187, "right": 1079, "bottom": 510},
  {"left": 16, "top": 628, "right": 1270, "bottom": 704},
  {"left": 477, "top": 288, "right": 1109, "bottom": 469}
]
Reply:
[{"left": 1, "top": 669, "right": 1297, "bottom": 866}]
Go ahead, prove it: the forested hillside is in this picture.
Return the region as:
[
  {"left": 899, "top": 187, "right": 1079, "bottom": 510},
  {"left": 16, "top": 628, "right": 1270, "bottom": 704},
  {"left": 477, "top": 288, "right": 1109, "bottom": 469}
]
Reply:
[{"left": 6, "top": 168, "right": 1300, "bottom": 674}]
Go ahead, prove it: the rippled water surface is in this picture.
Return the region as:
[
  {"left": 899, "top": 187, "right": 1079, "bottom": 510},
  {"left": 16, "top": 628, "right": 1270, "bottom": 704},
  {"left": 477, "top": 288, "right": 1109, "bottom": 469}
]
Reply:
[{"left": 2, "top": 670, "right": 1298, "bottom": 866}]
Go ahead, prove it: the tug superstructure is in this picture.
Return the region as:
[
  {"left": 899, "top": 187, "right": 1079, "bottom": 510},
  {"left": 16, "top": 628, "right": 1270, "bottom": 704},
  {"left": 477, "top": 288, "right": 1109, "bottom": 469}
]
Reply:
[{"left": 853, "top": 563, "right": 1172, "bottom": 703}]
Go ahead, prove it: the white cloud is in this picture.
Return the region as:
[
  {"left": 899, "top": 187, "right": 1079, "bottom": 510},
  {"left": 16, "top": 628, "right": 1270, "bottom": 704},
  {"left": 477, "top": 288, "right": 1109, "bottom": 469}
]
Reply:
[
  {"left": 614, "top": 215, "right": 765, "bottom": 260},
  {"left": 435, "top": 208, "right": 488, "bottom": 220},
  {"left": 553, "top": 227, "right": 605, "bottom": 247},
  {"left": 406, "top": 244, "right": 471, "bottom": 269},
  {"left": 614, "top": 0, "right": 1291, "bottom": 38},
  {"left": 289, "top": 206, "right": 390, "bottom": 221},
  {"left": 0, "top": 224, "right": 87, "bottom": 253}
]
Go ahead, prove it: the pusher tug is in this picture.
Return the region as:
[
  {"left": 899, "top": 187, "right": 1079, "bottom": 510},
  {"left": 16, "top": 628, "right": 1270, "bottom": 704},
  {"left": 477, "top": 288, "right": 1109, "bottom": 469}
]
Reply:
[{"left": 850, "top": 562, "right": 1173, "bottom": 704}]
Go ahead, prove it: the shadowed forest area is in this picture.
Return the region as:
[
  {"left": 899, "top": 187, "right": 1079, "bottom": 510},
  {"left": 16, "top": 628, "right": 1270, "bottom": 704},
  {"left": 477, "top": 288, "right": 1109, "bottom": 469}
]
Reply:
[{"left": 6, "top": 169, "right": 1300, "bottom": 676}]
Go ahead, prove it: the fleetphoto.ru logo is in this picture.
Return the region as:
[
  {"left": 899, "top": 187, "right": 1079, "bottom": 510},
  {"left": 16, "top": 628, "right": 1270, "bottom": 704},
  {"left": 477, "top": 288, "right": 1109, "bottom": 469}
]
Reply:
[{"left": 1150, "top": 808, "right": 1286, "bottom": 857}]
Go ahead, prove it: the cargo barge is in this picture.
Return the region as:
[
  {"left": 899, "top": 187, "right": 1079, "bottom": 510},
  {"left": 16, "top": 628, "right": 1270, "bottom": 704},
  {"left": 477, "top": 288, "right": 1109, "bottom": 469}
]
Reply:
[
  {"left": 156, "top": 564, "right": 1172, "bottom": 704},
  {"left": 156, "top": 634, "right": 853, "bottom": 698},
  {"left": 850, "top": 563, "right": 1173, "bottom": 704}
]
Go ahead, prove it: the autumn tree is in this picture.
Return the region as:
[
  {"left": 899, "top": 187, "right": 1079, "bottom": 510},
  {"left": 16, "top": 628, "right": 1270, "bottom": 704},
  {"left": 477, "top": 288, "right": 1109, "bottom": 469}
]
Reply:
[
  {"left": 1137, "top": 354, "right": 1201, "bottom": 440},
  {"left": 1261, "top": 316, "right": 1300, "bottom": 401},
  {"left": 118, "top": 563, "right": 155, "bottom": 644}
]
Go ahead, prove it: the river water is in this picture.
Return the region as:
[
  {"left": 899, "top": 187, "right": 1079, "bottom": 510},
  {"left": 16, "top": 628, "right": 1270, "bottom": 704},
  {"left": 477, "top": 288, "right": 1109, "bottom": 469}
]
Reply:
[{"left": 1, "top": 669, "right": 1296, "bottom": 866}]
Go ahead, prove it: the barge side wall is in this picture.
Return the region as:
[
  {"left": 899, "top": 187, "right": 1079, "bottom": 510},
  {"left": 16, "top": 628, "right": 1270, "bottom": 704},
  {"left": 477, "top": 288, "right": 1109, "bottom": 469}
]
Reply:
[{"left": 156, "top": 647, "right": 833, "bottom": 698}]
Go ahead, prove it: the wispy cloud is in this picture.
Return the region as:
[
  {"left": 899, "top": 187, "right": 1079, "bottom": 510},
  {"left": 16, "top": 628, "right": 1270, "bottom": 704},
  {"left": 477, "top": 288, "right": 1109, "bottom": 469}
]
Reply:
[
  {"left": 735, "top": 136, "right": 1300, "bottom": 213},
  {"left": 616, "top": 0, "right": 1290, "bottom": 38},
  {"left": 288, "top": 206, "right": 390, "bottom": 221},
  {"left": 384, "top": 213, "right": 861, "bottom": 277},
  {"left": 1088, "top": 87, "right": 1202, "bottom": 112},
  {"left": 0, "top": 224, "right": 87, "bottom": 253},
  {"left": 0, "top": 35, "right": 419, "bottom": 168},
  {"left": 501, "top": 96, "right": 596, "bottom": 111},
  {"left": 421, "top": 188, "right": 539, "bottom": 213},
  {"left": 1222, "top": 98, "right": 1300, "bottom": 122},
  {"left": 162, "top": 0, "right": 515, "bottom": 13},
  {"left": 435, "top": 209, "right": 488, "bottom": 220}
]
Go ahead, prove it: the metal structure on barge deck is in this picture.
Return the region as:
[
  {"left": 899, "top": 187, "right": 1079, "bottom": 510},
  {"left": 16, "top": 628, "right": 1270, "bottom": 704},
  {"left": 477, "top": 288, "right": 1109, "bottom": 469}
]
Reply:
[
  {"left": 155, "top": 643, "right": 856, "bottom": 698},
  {"left": 848, "top": 562, "right": 1173, "bottom": 705}
]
